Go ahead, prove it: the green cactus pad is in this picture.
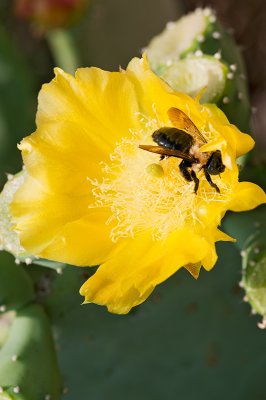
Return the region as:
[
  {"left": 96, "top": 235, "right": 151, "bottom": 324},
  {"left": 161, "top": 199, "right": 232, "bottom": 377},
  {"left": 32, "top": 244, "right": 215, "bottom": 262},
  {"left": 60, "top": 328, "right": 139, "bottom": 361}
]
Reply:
[
  {"left": 223, "top": 207, "right": 266, "bottom": 250},
  {"left": 43, "top": 268, "right": 82, "bottom": 320},
  {"left": 0, "top": 304, "right": 62, "bottom": 399},
  {"left": 0, "top": 252, "right": 34, "bottom": 313},
  {"left": 0, "top": 312, "right": 14, "bottom": 349},
  {"left": 146, "top": 8, "right": 211, "bottom": 69},
  {"left": 199, "top": 17, "right": 250, "bottom": 132},
  {"left": 242, "top": 231, "right": 266, "bottom": 318},
  {"left": 0, "top": 172, "right": 28, "bottom": 260},
  {"left": 0, "top": 390, "right": 26, "bottom": 400},
  {"left": 0, "top": 388, "right": 24, "bottom": 400},
  {"left": 146, "top": 7, "right": 250, "bottom": 132},
  {"left": 49, "top": 242, "right": 266, "bottom": 399},
  {"left": 223, "top": 205, "right": 266, "bottom": 318}
]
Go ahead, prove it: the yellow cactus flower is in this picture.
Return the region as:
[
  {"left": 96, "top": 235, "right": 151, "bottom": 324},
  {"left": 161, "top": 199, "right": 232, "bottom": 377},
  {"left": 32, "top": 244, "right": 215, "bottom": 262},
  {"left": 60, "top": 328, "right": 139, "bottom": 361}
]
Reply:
[{"left": 11, "top": 56, "right": 266, "bottom": 314}]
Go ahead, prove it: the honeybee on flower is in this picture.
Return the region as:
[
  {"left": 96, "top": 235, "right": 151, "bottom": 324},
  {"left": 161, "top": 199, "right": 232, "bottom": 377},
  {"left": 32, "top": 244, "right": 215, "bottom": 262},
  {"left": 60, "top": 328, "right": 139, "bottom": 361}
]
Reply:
[{"left": 10, "top": 56, "right": 266, "bottom": 314}]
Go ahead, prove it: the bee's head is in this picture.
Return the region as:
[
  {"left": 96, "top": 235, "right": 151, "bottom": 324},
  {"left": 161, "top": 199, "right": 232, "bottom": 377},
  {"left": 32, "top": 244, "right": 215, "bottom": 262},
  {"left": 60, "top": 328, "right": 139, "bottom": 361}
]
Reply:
[{"left": 207, "top": 150, "right": 225, "bottom": 175}]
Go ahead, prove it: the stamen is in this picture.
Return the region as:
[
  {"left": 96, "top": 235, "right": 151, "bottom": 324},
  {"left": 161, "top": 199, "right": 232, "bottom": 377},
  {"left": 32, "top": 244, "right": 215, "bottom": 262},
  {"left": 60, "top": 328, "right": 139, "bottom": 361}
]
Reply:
[{"left": 88, "top": 115, "right": 232, "bottom": 242}]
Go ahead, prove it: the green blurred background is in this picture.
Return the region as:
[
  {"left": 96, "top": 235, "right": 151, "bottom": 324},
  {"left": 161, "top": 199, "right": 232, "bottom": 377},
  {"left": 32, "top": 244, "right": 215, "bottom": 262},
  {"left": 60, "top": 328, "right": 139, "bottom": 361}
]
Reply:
[{"left": 0, "top": 1, "right": 266, "bottom": 399}]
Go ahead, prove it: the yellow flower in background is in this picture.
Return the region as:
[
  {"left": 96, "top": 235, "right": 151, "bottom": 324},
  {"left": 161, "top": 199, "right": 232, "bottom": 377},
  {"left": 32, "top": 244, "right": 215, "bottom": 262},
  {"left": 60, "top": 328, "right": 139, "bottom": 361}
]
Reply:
[{"left": 11, "top": 56, "right": 266, "bottom": 314}]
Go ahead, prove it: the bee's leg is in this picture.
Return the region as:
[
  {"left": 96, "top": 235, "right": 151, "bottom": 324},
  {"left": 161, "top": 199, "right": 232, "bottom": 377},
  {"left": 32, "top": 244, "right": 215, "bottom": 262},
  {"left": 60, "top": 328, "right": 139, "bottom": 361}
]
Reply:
[
  {"left": 190, "top": 170, "right": 199, "bottom": 194},
  {"left": 179, "top": 160, "right": 192, "bottom": 181},
  {"left": 204, "top": 167, "right": 220, "bottom": 193},
  {"left": 160, "top": 155, "right": 165, "bottom": 161},
  {"left": 180, "top": 161, "right": 200, "bottom": 193}
]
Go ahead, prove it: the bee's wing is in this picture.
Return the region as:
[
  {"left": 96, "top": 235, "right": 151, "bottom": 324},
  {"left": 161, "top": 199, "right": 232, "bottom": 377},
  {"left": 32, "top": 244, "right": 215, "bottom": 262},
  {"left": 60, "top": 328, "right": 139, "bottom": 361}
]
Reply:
[
  {"left": 168, "top": 107, "right": 207, "bottom": 144},
  {"left": 139, "top": 145, "right": 195, "bottom": 162}
]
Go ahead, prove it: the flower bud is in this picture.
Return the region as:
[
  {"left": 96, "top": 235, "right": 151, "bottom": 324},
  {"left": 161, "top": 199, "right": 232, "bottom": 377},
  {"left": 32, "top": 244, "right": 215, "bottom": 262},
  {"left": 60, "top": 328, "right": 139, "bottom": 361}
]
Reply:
[{"left": 14, "top": 0, "right": 87, "bottom": 30}]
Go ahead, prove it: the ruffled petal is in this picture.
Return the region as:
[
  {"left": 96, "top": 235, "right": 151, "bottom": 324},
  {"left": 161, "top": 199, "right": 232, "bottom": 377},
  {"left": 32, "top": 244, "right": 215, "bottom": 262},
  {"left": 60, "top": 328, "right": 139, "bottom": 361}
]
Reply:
[
  {"left": 38, "top": 67, "right": 141, "bottom": 147},
  {"left": 80, "top": 228, "right": 211, "bottom": 314},
  {"left": 196, "top": 229, "right": 235, "bottom": 272},
  {"left": 20, "top": 67, "right": 143, "bottom": 193}
]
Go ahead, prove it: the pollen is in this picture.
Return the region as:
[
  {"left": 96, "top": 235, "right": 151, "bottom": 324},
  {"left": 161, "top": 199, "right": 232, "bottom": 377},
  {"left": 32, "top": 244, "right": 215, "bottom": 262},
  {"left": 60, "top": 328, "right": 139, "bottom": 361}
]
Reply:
[{"left": 146, "top": 163, "right": 164, "bottom": 177}]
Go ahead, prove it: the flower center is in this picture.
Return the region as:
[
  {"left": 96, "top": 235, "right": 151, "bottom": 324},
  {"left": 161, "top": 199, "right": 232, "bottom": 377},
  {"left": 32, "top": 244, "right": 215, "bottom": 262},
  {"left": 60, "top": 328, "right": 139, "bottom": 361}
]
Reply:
[{"left": 88, "top": 112, "right": 230, "bottom": 242}]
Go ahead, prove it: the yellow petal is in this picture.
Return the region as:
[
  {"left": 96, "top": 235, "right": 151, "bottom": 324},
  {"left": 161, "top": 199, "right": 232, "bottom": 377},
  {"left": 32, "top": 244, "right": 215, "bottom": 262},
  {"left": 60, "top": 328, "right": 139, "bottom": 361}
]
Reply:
[
  {"left": 39, "top": 67, "right": 140, "bottom": 146},
  {"left": 214, "top": 229, "right": 236, "bottom": 242},
  {"left": 11, "top": 175, "right": 113, "bottom": 265},
  {"left": 198, "top": 229, "right": 235, "bottom": 271},
  {"left": 228, "top": 182, "right": 266, "bottom": 212},
  {"left": 19, "top": 122, "right": 105, "bottom": 196},
  {"left": 18, "top": 67, "right": 144, "bottom": 196},
  {"left": 12, "top": 64, "right": 147, "bottom": 262},
  {"left": 218, "top": 124, "right": 254, "bottom": 157},
  {"left": 204, "top": 104, "right": 254, "bottom": 156},
  {"left": 204, "top": 103, "right": 229, "bottom": 124},
  {"left": 80, "top": 228, "right": 211, "bottom": 314},
  {"left": 127, "top": 56, "right": 202, "bottom": 125},
  {"left": 199, "top": 138, "right": 226, "bottom": 153},
  {"left": 194, "top": 86, "right": 207, "bottom": 102},
  {"left": 201, "top": 245, "right": 218, "bottom": 271},
  {"left": 39, "top": 212, "right": 114, "bottom": 266}
]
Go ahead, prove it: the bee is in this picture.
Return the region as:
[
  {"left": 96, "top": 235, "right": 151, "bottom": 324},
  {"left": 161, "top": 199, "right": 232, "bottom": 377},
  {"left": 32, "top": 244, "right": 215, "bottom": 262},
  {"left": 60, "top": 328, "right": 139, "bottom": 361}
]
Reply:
[{"left": 139, "top": 107, "right": 225, "bottom": 194}]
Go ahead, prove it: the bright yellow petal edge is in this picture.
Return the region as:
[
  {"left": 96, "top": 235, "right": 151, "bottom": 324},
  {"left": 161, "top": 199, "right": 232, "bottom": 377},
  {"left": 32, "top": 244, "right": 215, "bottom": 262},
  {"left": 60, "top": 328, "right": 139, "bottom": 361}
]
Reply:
[{"left": 10, "top": 56, "right": 266, "bottom": 314}]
